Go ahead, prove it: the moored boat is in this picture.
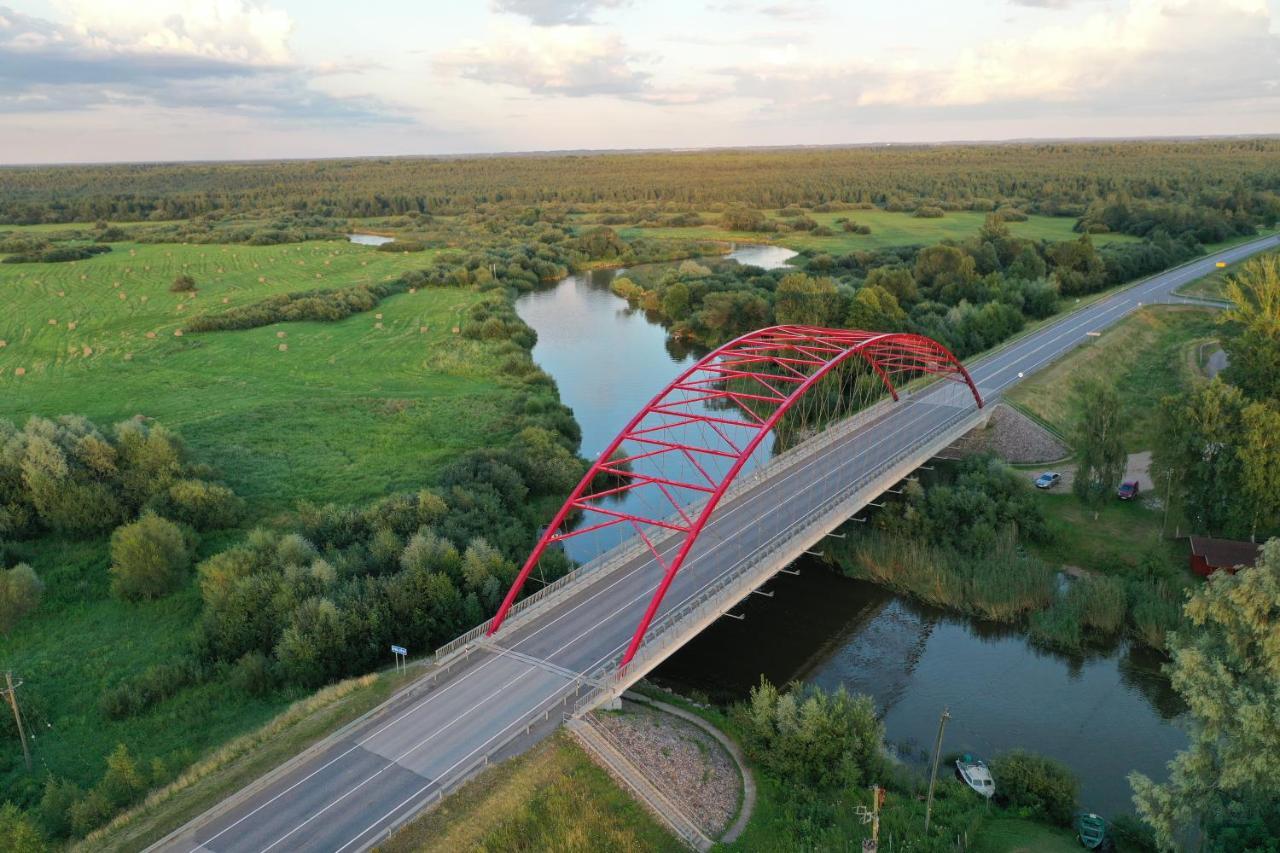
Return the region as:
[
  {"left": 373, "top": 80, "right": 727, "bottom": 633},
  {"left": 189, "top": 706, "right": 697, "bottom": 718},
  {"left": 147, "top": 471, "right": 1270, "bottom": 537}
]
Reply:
[{"left": 954, "top": 754, "right": 995, "bottom": 798}]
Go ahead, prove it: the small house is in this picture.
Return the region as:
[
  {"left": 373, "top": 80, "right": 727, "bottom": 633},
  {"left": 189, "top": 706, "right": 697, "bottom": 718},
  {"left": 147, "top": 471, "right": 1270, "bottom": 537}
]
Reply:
[{"left": 1187, "top": 536, "right": 1262, "bottom": 577}]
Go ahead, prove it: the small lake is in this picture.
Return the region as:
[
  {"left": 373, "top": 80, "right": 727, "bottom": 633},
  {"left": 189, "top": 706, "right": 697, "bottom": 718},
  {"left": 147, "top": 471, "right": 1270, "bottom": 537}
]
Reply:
[
  {"left": 514, "top": 242, "right": 1186, "bottom": 817},
  {"left": 347, "top": 233, "right": 395, "bottom": 246}
]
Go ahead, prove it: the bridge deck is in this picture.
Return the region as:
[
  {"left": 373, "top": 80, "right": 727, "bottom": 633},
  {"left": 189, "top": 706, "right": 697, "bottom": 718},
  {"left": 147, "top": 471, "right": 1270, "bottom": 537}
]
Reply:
[{"left": 157, "top": 234, "right": 1279, "bottom": 853}]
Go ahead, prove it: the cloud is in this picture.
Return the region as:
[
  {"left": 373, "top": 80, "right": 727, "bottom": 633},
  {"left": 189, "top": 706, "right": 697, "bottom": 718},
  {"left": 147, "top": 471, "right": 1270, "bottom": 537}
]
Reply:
[
  {"left": 726, "top": 0, "right": 1280, "bottom": 121},
  {"left": 490, "top": 0, "right": 629, "bottom": 26},
  {"left": 436, "top": 28, "right": 649, "bottom": 97},
  {"left": 1009, "top": 0, "right": 1080, "bottom": 8},
  {"left": 0, "top": 2, "right": 404, "bottom": 122}
]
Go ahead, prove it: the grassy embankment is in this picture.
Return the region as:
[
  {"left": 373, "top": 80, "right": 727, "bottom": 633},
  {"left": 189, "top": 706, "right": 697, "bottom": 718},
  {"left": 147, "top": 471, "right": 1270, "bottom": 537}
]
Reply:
[
  {"left": 381, "top": 731, "right": 682, "bottom": 852},
  {"left": 1175, "top": 245, "right": 1280, "bottom": 300},
  {"left": 0, "top": 239, "right": 541, "bottom": 812}
]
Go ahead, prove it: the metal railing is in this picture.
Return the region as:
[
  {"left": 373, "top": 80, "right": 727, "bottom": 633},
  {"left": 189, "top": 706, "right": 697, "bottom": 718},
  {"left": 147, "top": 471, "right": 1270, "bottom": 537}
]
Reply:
[{"left": 572, "top": 405, "right": 984, "bottom": 715}]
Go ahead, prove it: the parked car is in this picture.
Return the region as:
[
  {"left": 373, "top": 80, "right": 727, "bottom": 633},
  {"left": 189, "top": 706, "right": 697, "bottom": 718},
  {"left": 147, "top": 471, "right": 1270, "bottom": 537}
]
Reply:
[
  {"left": 1035, "top": 472, "right": 1061, "bottom": 489},
  {"left": 1117, "top": 480, "right": 1140, "bottom": 501}
]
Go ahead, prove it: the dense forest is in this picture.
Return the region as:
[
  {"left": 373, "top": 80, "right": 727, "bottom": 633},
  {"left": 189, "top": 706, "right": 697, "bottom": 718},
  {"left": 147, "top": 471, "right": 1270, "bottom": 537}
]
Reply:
[{"left": 2, "top": 139, "right": 1279, "bottom": 225}]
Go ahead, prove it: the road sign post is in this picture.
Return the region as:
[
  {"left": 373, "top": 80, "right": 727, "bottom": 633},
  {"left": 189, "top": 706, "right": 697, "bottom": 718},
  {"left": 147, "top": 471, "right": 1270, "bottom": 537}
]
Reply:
[{"left": 391, "top": 645, "right": 407, "bottom": 674}]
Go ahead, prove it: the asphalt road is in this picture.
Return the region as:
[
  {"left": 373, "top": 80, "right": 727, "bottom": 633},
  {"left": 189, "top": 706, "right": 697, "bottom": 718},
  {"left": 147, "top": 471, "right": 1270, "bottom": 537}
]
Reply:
[{"left": 162, "top": 234, "right": 1279, "bottom": 853}]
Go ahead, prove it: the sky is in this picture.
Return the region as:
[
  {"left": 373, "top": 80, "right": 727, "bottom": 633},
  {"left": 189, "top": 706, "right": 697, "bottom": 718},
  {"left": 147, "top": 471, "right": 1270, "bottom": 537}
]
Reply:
[{"left": 0, "top": 0, "right": 1278, "bottom": 164}]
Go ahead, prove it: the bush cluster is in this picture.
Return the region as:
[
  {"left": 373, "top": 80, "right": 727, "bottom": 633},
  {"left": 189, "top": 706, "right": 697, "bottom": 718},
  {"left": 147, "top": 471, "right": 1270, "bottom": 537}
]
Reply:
[
  {"left": 1, "top": 243, "right": 112, "bottom": 264},
  {"left": 991, "top": 750, "right": 1080, "bottom": 826},
  {"left": 0, "top": 416, "right": 238, "bottom": 538}
]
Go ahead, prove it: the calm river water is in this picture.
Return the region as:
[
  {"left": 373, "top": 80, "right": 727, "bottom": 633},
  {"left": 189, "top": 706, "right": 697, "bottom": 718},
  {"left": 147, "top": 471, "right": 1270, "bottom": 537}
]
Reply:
[{"left": 512, "top": 244, "right": 1185, "bottom": 817}]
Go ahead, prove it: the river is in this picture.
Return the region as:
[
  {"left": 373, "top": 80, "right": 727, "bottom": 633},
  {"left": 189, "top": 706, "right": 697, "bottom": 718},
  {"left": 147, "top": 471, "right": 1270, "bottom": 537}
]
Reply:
[{"left": 511, "top": 244, "right": 1186, "bottom": 817}]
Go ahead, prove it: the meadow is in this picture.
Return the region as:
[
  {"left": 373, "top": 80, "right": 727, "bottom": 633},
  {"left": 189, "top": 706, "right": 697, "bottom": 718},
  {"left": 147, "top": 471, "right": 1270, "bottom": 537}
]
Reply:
[
  {"left": 616, "top": 208, "right": 1137, "bottom": 254},
  {"left": 0, "top": 239, "right": 514, "bottom": 512}
]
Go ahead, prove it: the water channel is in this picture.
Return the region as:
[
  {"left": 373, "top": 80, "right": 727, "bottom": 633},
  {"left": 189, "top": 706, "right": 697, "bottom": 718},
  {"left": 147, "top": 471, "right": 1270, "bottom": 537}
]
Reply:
[{"left": 506, "top": 243, "right": 1185, "bottom": 817}]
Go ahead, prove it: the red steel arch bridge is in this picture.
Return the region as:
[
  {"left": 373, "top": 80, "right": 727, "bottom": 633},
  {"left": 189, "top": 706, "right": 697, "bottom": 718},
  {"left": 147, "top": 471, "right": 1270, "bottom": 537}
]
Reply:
[{"left": 489, "top": 325, "right": 983, "bottom": 668}]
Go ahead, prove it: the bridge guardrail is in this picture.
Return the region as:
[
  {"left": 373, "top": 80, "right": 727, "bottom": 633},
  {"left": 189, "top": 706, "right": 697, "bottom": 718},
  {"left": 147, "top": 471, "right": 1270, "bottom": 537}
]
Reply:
[{"left": 572, "top": 405, "right": 983, "bottom": 715}]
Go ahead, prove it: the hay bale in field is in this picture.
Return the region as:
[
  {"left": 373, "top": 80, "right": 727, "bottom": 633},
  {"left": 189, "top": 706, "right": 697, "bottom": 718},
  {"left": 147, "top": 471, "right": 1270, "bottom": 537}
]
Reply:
[
  {"left": 118, "top": 292, "right": 127, "bottom": 300},
  {"left": 259, "top": 276, "right": 266, "bottom": 283},
  {"left": 146, "top": 332, "right": 157, "bottom": 339},
  {"left": 14, "top": 367, "right": 25, "bottom": 376},
  {"left": 0, "top": 340, "right": 6, "bottom": 348},
  {"left": 83, "top": 346, "right": 92, "bottom": 357},
  {"left": 276, "top": 331, "right": 286, "bottom": 338},
  {"left": 67, "top": 322, "right": 77, "bottom": 330},
  {"left": 409, "top": 288, "right": 417, "bottom": 294},
  {"left": 375, "top": 313, "right": 383, "bottom": 319},
  {"left": 419, "top": 326, "right": 427, "bottom": 334},
  {"left": 374, "top": 322, "right": 383, "bottom": 330},
  {"left": 278, "top": 344, "right": 288, "bottom": 352},
  {"left": 174, "top": 329, "right": 183, "bottom": 337},
  {"left": 48, "top": 318, "right": 57, "bottom": 325},
  {"left": 222, "top": 297, "right": 229, "bottom": 304},
  {"left": 140, "top": 295, "right": 148, "bottom": 303},
  {"left": 124, "top": 353, "right": 133, "bottom": 361},
  {"left": 451, "top": 326, "right": 460, "bottom": 334}
]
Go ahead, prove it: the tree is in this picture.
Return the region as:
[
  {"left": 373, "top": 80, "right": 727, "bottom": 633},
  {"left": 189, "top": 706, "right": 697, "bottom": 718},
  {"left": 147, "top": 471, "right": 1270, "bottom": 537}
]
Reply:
[
  {"left": 0, "top": 803, "right": 45, "bottom": 853},
  {"left": 844, "top": 285, "right": 906, "bottom": 331},
  {"left": 1238, "top": 402, "right": 1280, "bottom": 540},
  {"left": 1047, "top": 235, "right": 1107, "bottom": 296},
  {"left": 661, "top": 282, "right": 691, "bottom": 319},
  {"left": 109, "top": 513, "right": 192, "bottom": 601},
  {"left": 1130, "top": 539, "right": 1280, "bottom": 850},
  {"left": 1221, "top": 255, "right": 1280, "bottom": 401},
  {"left": 169, "top": 273, "right": 197, "bottom": 292},
  {"left": 0, "top": 563, "right": 42, "bottom": 634},
  {"left": 913, "top": 245, "right": 976, "bottom": 299},
  {"left": 775, "top": 273, "right": 837, "bottom": 326},
  {"left": 1071, "top": 379, "right": 1125, "bottom": 516},
  {"left": 864, "top": 265, "right": 918, "bottom": 304}
]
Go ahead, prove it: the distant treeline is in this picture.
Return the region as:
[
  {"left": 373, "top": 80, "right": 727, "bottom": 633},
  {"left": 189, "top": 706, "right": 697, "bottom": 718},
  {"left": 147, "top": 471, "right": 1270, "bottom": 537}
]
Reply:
[{"left": 2, "top": 139, "right": 1278, "bottom": 225}]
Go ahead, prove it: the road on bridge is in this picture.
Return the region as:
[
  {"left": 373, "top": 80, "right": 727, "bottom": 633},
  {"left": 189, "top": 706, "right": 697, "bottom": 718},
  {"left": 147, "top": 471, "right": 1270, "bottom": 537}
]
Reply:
[{"left": 158, "top": 234, "right": 1278, "bottom": 853}]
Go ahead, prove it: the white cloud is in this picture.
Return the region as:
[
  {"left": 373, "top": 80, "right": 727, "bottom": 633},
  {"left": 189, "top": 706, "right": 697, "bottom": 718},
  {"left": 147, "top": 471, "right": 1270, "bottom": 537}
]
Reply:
[
  {"left": 729, "top": 0, "right": 1280, "bottom": 119},
  {"left": 0, "top": 2, "right": 403, "bottom": 122},
  {"left": 490, "top": 0, "right": 629, "bottom": 26},
  {"left": 436, "top": 27, "right": 648, "bottom": 97}
]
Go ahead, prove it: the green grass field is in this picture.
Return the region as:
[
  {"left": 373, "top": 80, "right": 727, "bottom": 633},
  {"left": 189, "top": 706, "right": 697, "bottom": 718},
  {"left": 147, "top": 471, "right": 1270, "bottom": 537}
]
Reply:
[
  {"left": 0, "top": 240, "right": 521, "bottom": 513},
  {"left": 971, "top": 817, "right": 1083, "bottom": 853},
  {"left": 616, "top": 209, "right": 1137, "bottom": 253},
  {"left": 382, "top": 732, "right": 681, "bottom": 852},
  {"left": 0, "top": 239, "right": 548, "bottom": 817},
  {"left": 1005, "top": 305, "right": 1218, "bottom": 452}
]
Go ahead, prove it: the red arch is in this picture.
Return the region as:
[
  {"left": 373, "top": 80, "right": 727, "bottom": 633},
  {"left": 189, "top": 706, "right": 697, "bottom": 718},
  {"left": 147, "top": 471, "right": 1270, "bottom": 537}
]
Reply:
[{"left": 489, "top": 325, "right": 982, "bottom": 666}]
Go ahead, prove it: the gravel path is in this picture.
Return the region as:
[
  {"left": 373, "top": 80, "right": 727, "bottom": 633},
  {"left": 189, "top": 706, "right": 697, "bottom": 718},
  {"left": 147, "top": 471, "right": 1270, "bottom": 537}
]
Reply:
[
  {"left": 592, "top": 701, "right": 739, "bottom": 837},
  {"left": 952, "top": 403, "right": 1070, "bottom": 464}
]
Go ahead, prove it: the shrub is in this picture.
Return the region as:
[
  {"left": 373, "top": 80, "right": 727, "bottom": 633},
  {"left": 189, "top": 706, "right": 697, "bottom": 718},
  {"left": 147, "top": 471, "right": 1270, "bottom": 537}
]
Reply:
[
  {"left": 99, "top": 661, "right": 198, "bottom": 719},
  {"left": 913, "top": 206, "right": 945, "bottom": 218},
  {"left": 232, "top": 650, "right": 275, "bottom": 696},
  {"left": 992, "top": 749, "right": 1079, "bottom": 826},
  {"left": 169, "top": 274, "right": 197, "bottom": 292},
  {"left": 39, "top": 776, "right": 82, "bottom": 838},
  {"left": 164, "top": 479, "right": 243, "bottom": 530},
  {"left": 109, "top": 513, "right": 193, "bottom": 601},
  {"left": 0, "top": 562, "right": 42, "bottom": 634},
  {"left": 375, "top": 240, "right": 426, "bottom": 252},
  {"left": 0, "top": 803, "right": 46, "bottom": 852}
]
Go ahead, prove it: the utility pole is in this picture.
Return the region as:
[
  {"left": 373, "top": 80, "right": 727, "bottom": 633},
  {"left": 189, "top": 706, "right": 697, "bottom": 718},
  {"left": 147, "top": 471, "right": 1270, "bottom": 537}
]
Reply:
[
  {"left": 923, "top": 706, "right": 950, "bottom": 835},
  {"left": 3, "top": 671, "right": 31, "bottom": 772}
]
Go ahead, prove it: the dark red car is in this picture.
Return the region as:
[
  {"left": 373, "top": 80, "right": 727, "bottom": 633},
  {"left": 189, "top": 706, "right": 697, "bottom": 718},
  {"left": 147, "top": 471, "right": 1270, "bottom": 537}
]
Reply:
[{"left": 1117, "top": 481, "right": 1140, "bottom": 501}]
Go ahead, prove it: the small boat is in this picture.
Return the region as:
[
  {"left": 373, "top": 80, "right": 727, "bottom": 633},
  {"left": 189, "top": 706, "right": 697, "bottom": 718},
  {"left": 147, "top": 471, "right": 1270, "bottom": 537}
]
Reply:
[
  {"left": 954, "top": 754, "right": 995, "bottom": 798},
  {"left": 1075, "top": 812, "right": 1111, "bottom": 850}
]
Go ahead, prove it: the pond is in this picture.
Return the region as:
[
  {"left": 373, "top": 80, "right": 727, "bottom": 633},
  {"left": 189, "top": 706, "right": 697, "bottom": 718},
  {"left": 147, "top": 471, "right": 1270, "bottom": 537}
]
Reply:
[
  {"left": 346, "top": 233, "right": 395, "bottom": 246},
  {"left": 514, "top": 243, "right": 1186, "bottom": 817}
]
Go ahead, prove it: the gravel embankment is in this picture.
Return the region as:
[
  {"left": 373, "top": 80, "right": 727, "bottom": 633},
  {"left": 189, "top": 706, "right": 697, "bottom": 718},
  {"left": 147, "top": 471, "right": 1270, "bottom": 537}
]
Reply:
[
  {"left": 952, "top": 403, "right": 1070, "bottom": 464},
  {"left": 592, "top": 702, "right": 739, "bottom": 836}
]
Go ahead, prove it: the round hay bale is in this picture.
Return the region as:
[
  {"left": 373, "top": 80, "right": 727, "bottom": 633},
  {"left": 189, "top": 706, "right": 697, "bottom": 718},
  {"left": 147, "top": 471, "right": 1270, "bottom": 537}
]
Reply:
[
  {"left": 222, "top": 297, "right": 229, "bottom": 304},
  {"left": 113, "top": 281, "right": 120, "bottom": 287},
  {"left": 48, "top": 318, "right": 57, "bottom": 325},
  {"left": 174, "top": 329, "right": 183, "bottom": 337},
  {"left": 14, "top": 367, "right": 25, "bottom": 377},
  {"left": 140, "top": 295, "right": 148, "bottom": 303},
  {"left": 276, "top": 331, "right": 286, "bottom": 338},
  {"left": 258, "top": 276, "right": 266, "bottom": 283},
  {"left": 374, "top": 322, "right": 383, "bottom": 330},
  {"left": 0, "top": 340, "right": 6, "bottom": 348},
  {"left": 419, "top": 326, "right": 427, "bottom": 334},
  {"left": 375, "top": 313, "right": 383, "bottom": 319},
  {"left": 315, "top": 273, "right": 321, "bottom": 279},
  {"left": 60, "top": 290, "right": 67, "bottom": 295},
  {"left": 409, "top": 288, "right": 417, "bottom": 294},
  {"left": 177, "top": 304, "right": 185, "bottom": 312},
  {"left": 67, "top": 322, "right": 77, "bottom": 330},
  {"left": 278, "top": 343, "right": 288, "bottom": 352},
  {"left": 118, "top": 292, "right": 127, "bottom": 300},
  {"left": 146, "top": 332, "right": 157, "bottom": 339},
  {"left": 83, "top": 346, "right": 93, "bottom": 357},
  {"left": 124, "top": 353, "right": 133, "bottom": 361},
  {"left": 451, "top": 326, "right": 460, "bottom": 334}
]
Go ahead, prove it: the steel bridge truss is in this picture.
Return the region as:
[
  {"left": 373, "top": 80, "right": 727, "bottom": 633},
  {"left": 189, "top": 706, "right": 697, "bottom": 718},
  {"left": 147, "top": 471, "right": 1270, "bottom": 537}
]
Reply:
[{"left": 489, "top": 325, "right": 983, "bottom": 666}]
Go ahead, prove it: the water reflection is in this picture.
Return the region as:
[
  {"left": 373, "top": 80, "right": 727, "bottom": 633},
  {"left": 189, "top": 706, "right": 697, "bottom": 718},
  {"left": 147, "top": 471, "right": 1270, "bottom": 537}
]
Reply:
[{"left": 652, "top": 559, "right": 1186, "bottom": 816}]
